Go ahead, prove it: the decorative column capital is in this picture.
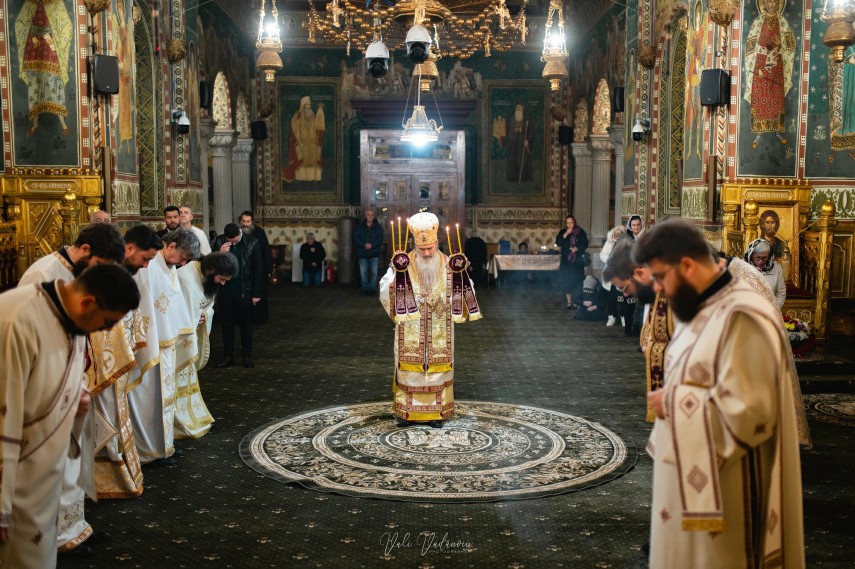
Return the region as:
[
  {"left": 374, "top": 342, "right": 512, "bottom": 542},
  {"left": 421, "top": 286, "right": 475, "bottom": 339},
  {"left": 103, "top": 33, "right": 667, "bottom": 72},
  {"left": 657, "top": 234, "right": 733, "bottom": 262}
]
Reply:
[
  {"left": 607, "top": 125, "right": 625, "bottom": 154},
  {"left": 199, "top": 118, "right": 219, "bottom": 149},
  {"left": 231, "top": 139, "right": 255, "bottom": 163},
  {"left": 570, "top": 142, "right": 592, "bottom": 164},
  {"left": 589, "top": 134, "right": 613, "bottom": 159},
  {"left": 209, "top": 130, "right": 237, "bottom": 157}
]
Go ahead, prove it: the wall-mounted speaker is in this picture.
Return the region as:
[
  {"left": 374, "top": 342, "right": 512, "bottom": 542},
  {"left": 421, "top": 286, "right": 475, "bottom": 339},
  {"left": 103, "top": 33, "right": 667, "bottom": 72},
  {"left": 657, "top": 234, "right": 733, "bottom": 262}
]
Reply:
[
  {"left": 199, "top": 81, "right": 212, "bottom": 109},
  {"left": 250, "top": 121, "right": 268, "bottom": 141},
  {"left": 558, "top": 125, "right": 573, "bottom": 145},
  {"left": 700, "top": 69, "right": 730, "bottom": 107},
  {"left": 612, "top": 87, "right": 625, "bottom": 113},
  {"left": 92, "top": 55, "right": 119, "bottom": 95}
]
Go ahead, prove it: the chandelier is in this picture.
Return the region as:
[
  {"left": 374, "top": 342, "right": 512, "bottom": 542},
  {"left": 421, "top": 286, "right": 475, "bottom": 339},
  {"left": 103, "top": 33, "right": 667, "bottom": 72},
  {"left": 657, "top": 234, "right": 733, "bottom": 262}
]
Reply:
[
  {"left": 256, "top": 0, "right": 284, "bottom": 82},
  {"left": 541, "top": 0, "right": 568, "bottom": 91},
  {"left": 821, "top": 0, "right": 855, "bottom": 63},
  {"left": 305, "top": 0, "right": 528, "bottom": 59},
  {"left": 401, "top": 68, "right": 443, "bottom": 144}
]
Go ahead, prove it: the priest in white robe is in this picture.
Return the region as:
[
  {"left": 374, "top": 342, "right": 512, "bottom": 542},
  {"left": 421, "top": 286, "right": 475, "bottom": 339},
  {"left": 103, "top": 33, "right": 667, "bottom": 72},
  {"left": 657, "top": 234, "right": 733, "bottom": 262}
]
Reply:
[
  {"left": 635, "top": 219, "right": 804, "bottom": 569},
  {"left": 17, "top": 224, "right": 129, "bottom": 554},
  {"left": 175, "top": 252, "right": 238, "bottom": 438},
  {"left": 127, "top": 228, "right": 200, "bottom": 464},
  {"left": 94, "top": 225, "right": 163, "bottom": 498},
  {"left": 0, "top": 265, "right": 139, "bottom": 569}
]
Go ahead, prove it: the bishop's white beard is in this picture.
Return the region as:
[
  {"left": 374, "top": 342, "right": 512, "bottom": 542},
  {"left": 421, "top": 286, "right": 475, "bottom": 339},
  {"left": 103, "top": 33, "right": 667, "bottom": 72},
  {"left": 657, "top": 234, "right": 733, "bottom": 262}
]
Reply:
[{"left": 414, "top": 253, "right": 441, "bottom": 293}]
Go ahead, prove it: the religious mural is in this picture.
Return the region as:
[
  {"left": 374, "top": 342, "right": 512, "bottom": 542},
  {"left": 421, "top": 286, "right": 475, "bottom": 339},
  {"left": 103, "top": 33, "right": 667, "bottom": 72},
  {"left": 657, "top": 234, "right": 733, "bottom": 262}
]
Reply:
[
  {"left": 112, "top": 0, "right": 136, "bottom": 175},
  {"left": 804, "top": 16, "right": 855, "bottom": 180},
  {"left": 682, "top": 0, "right": 709, "bottom": 182},
  {"left": 484, "top": 82, "right": 548, "bottom": 201},
  {"left": 9, "top": 0, "right": 79, "bottom": 166},
  {"left": 277, "top": 78, "right": 339, "bottom": 200},
  {"left": 737, "top": 0, "right": 801, "bottom": 177}
]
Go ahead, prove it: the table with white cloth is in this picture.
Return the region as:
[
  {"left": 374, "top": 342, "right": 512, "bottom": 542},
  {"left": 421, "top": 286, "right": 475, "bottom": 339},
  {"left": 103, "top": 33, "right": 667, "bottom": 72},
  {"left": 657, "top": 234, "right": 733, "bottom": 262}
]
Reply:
[{"left": 488, "top": 254, "right": 561, "bottom": 287}]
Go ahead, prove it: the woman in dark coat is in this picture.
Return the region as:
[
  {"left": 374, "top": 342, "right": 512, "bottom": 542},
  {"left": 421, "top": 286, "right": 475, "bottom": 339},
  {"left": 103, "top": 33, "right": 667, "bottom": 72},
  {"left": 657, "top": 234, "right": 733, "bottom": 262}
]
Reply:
[{"left": 555, "top": 215, "right": 589, "bottom": 309}]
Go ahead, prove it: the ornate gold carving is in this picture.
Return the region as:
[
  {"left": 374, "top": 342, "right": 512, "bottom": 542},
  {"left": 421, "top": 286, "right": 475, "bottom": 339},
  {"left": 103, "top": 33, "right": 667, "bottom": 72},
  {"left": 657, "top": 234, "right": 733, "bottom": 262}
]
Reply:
[
  {"left": 573, "top": 100, "right": 589, "bottom": 143},
  {"left": 592, "top": 79, "right": 611, "bottom": 135},
  {"left": 83, "top": 0, "right": 110, "bottom": 15},
  {"left": 708, "top": 0, "right": 738, "bottom": 28},
  {"left": 165, "top": 39, "right": 187, "bottom": 64},
  {"left": 638, "top": 45, "right": 656, "bottom": 69}
]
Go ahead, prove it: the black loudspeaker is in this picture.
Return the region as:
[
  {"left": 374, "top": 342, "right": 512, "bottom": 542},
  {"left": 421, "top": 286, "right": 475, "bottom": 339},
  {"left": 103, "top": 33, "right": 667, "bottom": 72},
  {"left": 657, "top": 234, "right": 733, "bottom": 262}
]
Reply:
[
  {"left": 612, "top": 86, "right": 625, "bottom": 113},
  {"left": 199, "top": 81, "right": 212, "bottom": 109},
  {"left": 700, "top": 69, "right": 730, "bottom": 107},
  {"left": 250, "top": 121, "right": 268, "bottom": 141},
  {"left": 92, "top": 55, "right": 119, "bottom": 95},
  {"left": 558, "top": 125, "right": 573, "bottom": 145}
]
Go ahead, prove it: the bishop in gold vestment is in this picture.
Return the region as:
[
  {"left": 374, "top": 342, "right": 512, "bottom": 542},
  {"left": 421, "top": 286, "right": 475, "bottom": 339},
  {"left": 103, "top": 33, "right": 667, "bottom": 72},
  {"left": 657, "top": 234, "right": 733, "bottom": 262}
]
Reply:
[{"left": 379, "top": 213, "right": 481, "bottom": 424}]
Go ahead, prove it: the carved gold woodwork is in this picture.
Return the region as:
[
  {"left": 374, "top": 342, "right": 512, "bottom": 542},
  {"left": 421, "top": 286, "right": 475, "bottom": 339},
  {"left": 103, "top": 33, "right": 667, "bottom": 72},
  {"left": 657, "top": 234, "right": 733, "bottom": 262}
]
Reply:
[
  {"left": 721, "top": 179, "right": 837, "bottom": 346},
  {"left": 0, "top": 222, "right": 19, "bottom": 290},
  {"left": 1, "top": 174, "right": 102, "bottom": 278}
]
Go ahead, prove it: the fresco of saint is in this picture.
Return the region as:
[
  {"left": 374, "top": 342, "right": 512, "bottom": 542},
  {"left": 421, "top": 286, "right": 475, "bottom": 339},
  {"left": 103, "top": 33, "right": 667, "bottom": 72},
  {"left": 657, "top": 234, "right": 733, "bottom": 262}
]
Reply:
[
  {"left": 15, "top": 0, "right": 74, "bottom": 137},
  {"left": 743, "top": 0, "right": 796, "bottom": 149}
]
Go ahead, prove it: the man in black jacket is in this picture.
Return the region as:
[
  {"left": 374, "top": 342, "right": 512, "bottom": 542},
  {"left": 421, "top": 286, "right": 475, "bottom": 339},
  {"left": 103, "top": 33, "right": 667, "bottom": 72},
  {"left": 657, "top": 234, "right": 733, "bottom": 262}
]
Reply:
[
  {"left": 239, "top": 210, "right": 272, "bottom": 323},
  {"left": 212, "top": 223, "right": 264, "bottom": 368}
]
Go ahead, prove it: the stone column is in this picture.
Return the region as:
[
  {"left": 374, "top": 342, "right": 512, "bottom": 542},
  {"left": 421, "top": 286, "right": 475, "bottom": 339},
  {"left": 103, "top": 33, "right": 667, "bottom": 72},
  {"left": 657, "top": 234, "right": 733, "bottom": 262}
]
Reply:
[
  {"left": 607, "top": 125, "right": 625, "bottom": 230},
  {"left": 231, "top": 138, "right": 255, "bottom": 218},
  {"left": 571, "top": 142, "right": 593, "bottom": 233},
  {"left": 589, "top": 134, "right": 613, "bottom": 246},
  {"left": 199, "top": 118, "right": 218, "bottom": 237},
  {"left": 209, "top": 130, "right": 237, "bottom": 234}
]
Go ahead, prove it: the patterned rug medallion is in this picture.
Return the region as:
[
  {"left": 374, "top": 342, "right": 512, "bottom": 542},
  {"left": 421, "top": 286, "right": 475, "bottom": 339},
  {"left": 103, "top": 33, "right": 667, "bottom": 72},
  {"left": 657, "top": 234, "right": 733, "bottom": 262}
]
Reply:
[
  {"left": 804, "top": 394, "right": 855, "bottom": 427},
  {"left": 240, "top": 400, "right": 637, "bottom": 502}
]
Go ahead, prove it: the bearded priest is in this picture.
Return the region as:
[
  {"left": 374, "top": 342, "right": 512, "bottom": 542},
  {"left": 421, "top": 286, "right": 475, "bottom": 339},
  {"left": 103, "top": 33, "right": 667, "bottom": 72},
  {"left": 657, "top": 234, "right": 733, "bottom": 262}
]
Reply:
[{"left": 379, "top": 212, "right": 481, "bottom": 428}]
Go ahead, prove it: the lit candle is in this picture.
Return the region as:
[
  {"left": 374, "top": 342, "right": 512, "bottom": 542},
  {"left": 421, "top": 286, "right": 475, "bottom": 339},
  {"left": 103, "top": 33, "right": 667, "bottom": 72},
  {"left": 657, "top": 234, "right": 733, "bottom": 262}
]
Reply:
[
  {"left": 456, "top": 224, "right": 462, "bottom": 254},
  {"left": 390, "top": 220, "right": 396, "bottom": 251},
  {"left": 397, "top": 217, "right": 402, "bottom": 251},
  {"left": 404, "top": 219, "right": 410, "bottom": 251},
  {"left": 446, "top": 226, "right": 452, "bottom": 254}
]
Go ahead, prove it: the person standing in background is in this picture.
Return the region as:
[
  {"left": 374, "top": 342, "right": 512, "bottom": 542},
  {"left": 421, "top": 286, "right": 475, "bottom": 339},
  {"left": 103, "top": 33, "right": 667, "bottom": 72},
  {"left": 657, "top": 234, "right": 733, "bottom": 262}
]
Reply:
[
  {"left": 355, "top": 209, "right": 384, "bottom": 296},
  {"left": 239, "top": 211, "right": 272, "bottom": 324},
  {"left": 178, "top": 205, "right": 211, "bottom": 255}
]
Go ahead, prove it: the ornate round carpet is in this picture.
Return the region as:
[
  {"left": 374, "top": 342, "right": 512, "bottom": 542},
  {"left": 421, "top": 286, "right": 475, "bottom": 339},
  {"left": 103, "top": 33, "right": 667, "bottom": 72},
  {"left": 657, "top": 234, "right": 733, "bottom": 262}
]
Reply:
[
  {"left": 240, "top": 401, "right": 636, "bottom": 502},
  {"left": 804, "top": 394, "right": 855, "bottom": 427}
]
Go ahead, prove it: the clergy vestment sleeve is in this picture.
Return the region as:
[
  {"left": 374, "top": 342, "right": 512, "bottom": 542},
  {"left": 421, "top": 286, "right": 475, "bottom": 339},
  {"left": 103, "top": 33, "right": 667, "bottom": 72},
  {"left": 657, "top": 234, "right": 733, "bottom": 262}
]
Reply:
[
  {"left": 708, "top": 312, "right": 780, "bottom": 463},
  {"left": 0, "top": 319, "right": 33, "bottom": 526}
]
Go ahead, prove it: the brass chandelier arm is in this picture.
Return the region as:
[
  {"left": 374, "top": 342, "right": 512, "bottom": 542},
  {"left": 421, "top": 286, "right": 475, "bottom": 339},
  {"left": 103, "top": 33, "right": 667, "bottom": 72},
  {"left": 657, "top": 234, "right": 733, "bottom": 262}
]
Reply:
[{"left": 306, "top": 0, "right": 527, "bottom": 59}]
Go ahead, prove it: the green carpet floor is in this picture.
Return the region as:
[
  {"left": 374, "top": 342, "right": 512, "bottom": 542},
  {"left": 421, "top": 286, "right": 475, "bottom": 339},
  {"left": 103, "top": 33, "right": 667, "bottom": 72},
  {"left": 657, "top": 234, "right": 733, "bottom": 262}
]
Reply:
[{"left": 59, "top": 282, "right": 854, "bottom": 568}]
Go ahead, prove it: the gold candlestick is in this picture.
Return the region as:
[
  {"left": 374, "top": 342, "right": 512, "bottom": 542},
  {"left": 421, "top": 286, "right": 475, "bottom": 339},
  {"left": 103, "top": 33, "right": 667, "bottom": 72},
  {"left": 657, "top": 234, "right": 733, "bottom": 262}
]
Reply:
[{"left": 390, "top": 220, "right": 396, "bottom": 251}]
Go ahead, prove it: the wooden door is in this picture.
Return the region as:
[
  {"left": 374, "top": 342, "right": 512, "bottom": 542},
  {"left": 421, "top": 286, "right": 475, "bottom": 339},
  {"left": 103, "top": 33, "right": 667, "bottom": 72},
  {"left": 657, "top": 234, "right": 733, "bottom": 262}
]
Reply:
[{"left": 360, "top": 130, "right": 465, "bottom": 254}]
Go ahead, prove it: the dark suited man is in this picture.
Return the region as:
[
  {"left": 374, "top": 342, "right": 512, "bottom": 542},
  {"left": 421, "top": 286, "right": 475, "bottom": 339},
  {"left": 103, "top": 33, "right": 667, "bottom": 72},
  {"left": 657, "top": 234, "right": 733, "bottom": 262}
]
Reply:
[
  {"left": 212, "top": 223, "right": 264, "bottom": 368},
  {"left": 239, "top": 211, "right": 272, "bottom": 323}
]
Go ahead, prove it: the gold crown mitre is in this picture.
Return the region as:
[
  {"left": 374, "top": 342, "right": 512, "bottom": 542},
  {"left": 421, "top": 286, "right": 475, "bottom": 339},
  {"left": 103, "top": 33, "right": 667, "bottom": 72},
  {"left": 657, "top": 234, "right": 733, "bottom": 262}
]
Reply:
[{"left": 409, "top": 212, "right": 439, "bottom": 247}]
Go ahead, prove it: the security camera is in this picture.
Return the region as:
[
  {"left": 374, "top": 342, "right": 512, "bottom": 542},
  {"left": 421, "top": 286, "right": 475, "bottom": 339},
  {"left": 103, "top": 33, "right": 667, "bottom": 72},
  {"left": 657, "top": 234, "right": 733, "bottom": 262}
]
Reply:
[
  {"left": 631, "top": 118, "right": 650, "bottom": 142},
  {"left": 406, "top": 24, "right": 432, "bottom": 64},
  {"left": 172, "top": 109, "right": 190, "bottom": 135},
  {"left": 365, "top": 40, "right": 390, "bottom": 79}
]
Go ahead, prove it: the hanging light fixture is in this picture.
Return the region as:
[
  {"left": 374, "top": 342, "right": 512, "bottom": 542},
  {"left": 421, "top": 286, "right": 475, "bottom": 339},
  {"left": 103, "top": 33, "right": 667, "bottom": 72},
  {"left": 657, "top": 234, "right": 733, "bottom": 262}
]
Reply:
[
  {"left": 306, "top": 0, "right": 527, "bottom": 59},
  {"left": 401, "top": 68, "right": 443, "bottom": 144},
  {"left": 821, "top": 0, "right": 855, "bottom": 63},
  {"left": 541, "top": 0, "right": 569, "bottom": 92},
  {"left": 256, "top": 0, "right": 284, "bottom": 82}
]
